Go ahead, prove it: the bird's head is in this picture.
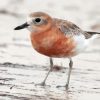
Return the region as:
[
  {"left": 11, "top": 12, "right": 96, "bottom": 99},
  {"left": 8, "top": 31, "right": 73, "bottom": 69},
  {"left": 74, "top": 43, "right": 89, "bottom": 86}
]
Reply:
[{"left": 14, "top": 12, "right": 53, "bottom": 34}]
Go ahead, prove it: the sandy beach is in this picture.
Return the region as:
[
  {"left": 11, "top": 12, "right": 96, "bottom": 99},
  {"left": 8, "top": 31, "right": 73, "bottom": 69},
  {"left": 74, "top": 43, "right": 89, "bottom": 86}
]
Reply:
[{"left": 0, "top": 0, "right": 100, "bottom": 100}]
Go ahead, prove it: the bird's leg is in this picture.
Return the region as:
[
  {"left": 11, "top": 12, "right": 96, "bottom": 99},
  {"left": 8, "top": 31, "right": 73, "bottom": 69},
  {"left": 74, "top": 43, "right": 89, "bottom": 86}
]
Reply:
[
  {"left": 50, "top": 57, "right": 53, "bottom": 68},
  {"left": 41, "top": 57, "right": 53, "bottom": 86},
  {"left": 65, "top": 58, "right": 73, "bottom": 90},
  {"left": 56, "top": 58, "right": 73, "bottom": 89}
]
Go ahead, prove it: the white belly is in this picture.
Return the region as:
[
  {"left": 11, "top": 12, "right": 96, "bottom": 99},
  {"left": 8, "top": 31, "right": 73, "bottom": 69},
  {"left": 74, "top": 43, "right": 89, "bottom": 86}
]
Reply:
[{"left": 73, "top": 34, "right": 88, "bottom": 54}]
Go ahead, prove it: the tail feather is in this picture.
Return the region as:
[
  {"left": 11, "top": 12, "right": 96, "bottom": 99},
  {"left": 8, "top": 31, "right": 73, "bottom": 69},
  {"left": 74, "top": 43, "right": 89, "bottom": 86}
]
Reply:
[
  {"left": 85, "top": 31, "right": 100, "bottom": 35},
  {"left": 84, "top": 31, "right": 100, "bottom": 39}
]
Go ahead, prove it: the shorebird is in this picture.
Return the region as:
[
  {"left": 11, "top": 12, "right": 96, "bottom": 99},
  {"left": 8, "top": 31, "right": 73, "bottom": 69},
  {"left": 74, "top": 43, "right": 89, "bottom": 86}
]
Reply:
[{"left": 14, "top": 12, "right": 100, "bottom": 90}]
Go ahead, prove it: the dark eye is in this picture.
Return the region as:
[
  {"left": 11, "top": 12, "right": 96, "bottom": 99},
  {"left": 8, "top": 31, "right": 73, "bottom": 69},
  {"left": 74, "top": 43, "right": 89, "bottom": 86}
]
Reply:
[
  {"left": 32, "top": 17, "right": 46, "bottom": 25},
  {"left": 34, "top": 18, "right": 41, "bottom": 23}
]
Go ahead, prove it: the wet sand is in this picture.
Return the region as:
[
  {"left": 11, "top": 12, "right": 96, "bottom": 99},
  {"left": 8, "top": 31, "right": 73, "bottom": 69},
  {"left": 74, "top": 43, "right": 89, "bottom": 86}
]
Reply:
[{"left": 0, "top": 0, "right": 100, "bottom": 100}]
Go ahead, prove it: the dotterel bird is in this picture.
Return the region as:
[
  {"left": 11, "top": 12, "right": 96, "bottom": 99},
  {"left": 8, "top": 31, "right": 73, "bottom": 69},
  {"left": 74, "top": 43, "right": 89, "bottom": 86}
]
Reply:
[{"left": 14, "top": 12, "right": 100, "bottom": 90}]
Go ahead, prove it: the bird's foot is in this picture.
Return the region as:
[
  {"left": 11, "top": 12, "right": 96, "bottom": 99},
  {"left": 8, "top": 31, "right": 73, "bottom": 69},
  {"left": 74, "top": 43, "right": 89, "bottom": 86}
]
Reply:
[
  {"left": 56, "top": 84, "right": 69, "bottom": 90},
  {"left": 40, "top": 81, "right": 46, "bottom": 86},
  {"left": 35, "top": 81, "right": 46, "bottom": 86}
]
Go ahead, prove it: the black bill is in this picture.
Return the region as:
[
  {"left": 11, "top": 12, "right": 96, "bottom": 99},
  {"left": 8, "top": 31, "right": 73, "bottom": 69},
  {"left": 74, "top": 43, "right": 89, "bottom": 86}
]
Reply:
[{"left": 14, "top": 22, "right": 29, "bottom": 30}]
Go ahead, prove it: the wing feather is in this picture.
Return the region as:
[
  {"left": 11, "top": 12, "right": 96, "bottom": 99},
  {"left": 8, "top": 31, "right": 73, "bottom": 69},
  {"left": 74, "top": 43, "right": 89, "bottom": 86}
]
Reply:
[
  {"left": 53, "top": 18, "right": 100, "bottom": 39},
  {"left": 53, "top": 18, "right": 83, "bottom": 36}
]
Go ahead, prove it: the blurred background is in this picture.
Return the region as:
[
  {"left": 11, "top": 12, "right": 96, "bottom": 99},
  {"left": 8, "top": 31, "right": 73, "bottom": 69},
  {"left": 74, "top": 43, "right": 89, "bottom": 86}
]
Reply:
[
  {"left": 0, "top": 0, "right": 100, "bottom": 100},
  {"left": 0, "top": 0, "right": 100, "bottom": 66}
]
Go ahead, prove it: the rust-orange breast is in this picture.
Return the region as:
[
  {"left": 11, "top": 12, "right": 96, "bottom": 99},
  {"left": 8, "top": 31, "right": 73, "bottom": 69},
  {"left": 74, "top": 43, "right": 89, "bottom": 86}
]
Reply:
[{"left": 30, "top": 27, "right": 76, "bottom": 58}]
